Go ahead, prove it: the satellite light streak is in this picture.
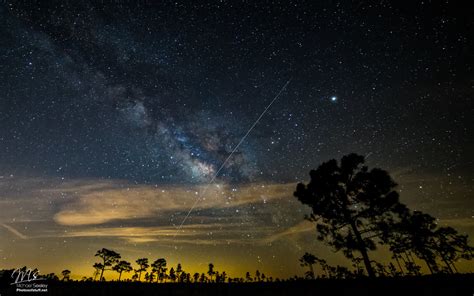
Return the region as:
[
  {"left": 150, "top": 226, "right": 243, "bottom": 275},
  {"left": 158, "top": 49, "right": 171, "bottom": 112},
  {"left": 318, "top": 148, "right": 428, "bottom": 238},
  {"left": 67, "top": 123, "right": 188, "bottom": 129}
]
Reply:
[{"left": 173, "top": 78, "right": 293, "bottom": 237}]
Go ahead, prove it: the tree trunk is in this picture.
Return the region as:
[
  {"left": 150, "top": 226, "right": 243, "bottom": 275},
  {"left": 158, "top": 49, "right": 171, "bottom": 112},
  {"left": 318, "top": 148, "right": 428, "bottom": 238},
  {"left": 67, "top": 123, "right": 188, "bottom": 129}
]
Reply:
[
  {"left": 99, "top": 267, "right": 105, "bottom": 281},
  {"left": 349, "top": 220, "right": 375, "bottom": 278},
  {"left": 420, "top": 254, "right": 434, "bottom": 274},
  {"left": 323, "top": 266, "right": 329, "bottom": 278},
  {"left": 394, "top": 255, "right": 404, "bottom": 274},
  {"left": 118, "top": 271, "right": 122, "bottom": 281},
  {"left": 309, "top": 264, "right": 315, "bottom": 279},
  {"left": 399, "top": 253, "right": 408, "bottom": 265},
  {"left": 407, "top": 252, "right": 417, "bottom": 264},
  {"left": 441, "top": 256, "right": 454, "bottom": 274},
  {"left": 451, "top": 261, "right": 458, "bottom": 273}
]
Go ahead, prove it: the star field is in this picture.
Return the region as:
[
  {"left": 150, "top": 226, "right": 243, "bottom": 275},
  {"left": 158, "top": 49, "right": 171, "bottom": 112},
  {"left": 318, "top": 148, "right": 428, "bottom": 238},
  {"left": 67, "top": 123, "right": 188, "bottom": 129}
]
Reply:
[{"left": 0, "top": 1, "right": 473, "bottom": 279}]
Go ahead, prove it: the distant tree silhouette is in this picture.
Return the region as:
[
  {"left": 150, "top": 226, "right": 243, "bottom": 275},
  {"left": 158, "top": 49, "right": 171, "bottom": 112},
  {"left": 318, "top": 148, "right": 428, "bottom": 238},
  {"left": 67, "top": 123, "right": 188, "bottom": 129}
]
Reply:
[
  {"left": 294, "top": 153, "right": 406, "bottom": 277},
  {"left": 245, "top": 271, "right": 252, "bottom": 282},
  {"left": 404, "top": 261, "right": 422, "bottom": 276},
  {"left": 135, "top": 258, "right": 149, "bottom": 281},
  {"left": 390, "top": 210, "right": 473, "bottom": 275},
  {"left": 151, "top": 258, "right": 167, "bottom": 283},
  {"left": 193, "top": 272, "right": 199, "bottom": 282},
  {"left": 374, "top": 261, "right": 388, "bottom": 277},
  {"left": 61, "top": 269, "right": 71, "bottom": 281},
  {"left": 334, "top": 265, "right": 353, "bottom": 279},
  {"left": 179, "top": 271, "right": 187, "bottom": 283},
  {"left": 207, "top": 263, "right": 215, "bottom": 282},
  {"left": 44, "top": 273, "right": 59, "bottom": 281},
  {"left": 432, "top": 226, "right": 473, "bottom": 273},
  {"left": 161, "top": 267, "right": 168, "bottom": 282},
  {"left": 316, "top": 258, "right": 330, "bottom": 278},
  {"left": 199, "top": 273, "right": 207, "bottom": 283},
  {"left": 350, "top": 257, "right": 363, "bottom": 276},
  {"left": 221, "top": 271, "right": 227, "bottom": 282},
  {"left": 389, "top": 211, "right": 440, "bottom": 274},
  {"left": 387, "top": 262, "right": 400, "bottom": 277},
  {"left": 255, "top": 270, "right": 261, "bottom": 282},
  {"left": 391, "top": 253, "right": 405, "bottom": 275},
  {"left": 299, "top": 252, "right": 317, "bottom": 279},
  {"left": 42, "top": 269, "right": 59, "bottom": 281},
  {"left": 389, "top": 250, "right": 415, "bottom": 275},
  {"left": 145, "top": 271, "right": 155, "bottom": 282},
  {"left": 112, "top": 260, "right": 132, "bottom": 281},
  {"left": 92, "top": 263, "right": 102, "bottom": 281},
  {"left": 148, "top": 267, "right": 156, "bottom": 282},
  {"left": 94, "top": 248, "right": 121, "bottom": 281},
  {"left": 169, "top": 267, "right": 176, "bottom": 282},
  {"left": 176, "top": 263, "right": 183, "bottom": 282}
]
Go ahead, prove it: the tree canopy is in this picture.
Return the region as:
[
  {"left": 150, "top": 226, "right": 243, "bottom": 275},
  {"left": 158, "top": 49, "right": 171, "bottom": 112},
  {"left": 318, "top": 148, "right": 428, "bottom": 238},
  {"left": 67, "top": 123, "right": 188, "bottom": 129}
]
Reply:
[{"left": 294, "top": 153, "right": 472, "bottom": 277}]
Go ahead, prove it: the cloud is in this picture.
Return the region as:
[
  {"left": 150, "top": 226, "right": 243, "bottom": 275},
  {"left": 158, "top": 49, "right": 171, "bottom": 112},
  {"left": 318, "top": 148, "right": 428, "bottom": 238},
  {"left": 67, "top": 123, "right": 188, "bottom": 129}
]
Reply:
[
  {"left": 437, "top": 218, "right": 474, "bottom": 229},
  {"left": 1, "top": 223, "right": 28, "bottom": 239},
  {"left": 45, "top": 180, "right": 310, "bottom": 246},
  {"left": 56, "top": 223, "right": 272, "bottom": 245},
  {"left": 52, "top": 181, "right": 294, "bottom": 226},
  {"left": 262, "top": 220, "right": 315, "bottom": 244},
  {"left": 53, "top": 220, "right": 311, "bottom": 246}
]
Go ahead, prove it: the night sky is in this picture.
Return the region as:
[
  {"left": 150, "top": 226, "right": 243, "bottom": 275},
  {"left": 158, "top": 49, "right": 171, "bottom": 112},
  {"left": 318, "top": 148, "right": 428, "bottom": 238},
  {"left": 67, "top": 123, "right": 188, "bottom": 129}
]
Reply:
[{"left": 0, "top": 1, "right": 473, "bottom": 279}]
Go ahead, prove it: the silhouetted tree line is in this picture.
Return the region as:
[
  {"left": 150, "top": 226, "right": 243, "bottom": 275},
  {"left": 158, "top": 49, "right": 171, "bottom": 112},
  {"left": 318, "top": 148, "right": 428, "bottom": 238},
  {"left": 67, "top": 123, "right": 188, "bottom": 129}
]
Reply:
[
  {"left": 0, "top": 154, "right": 471, "bottom": 283},
  {"left": 0, "top": 256, "right": 277, "bottom": 284},
  {"left": 295, "top": 153, "right": 473, "bottom": 278},
  {"left": 81, "top": 251, "right": 271, "bottom": 283}
]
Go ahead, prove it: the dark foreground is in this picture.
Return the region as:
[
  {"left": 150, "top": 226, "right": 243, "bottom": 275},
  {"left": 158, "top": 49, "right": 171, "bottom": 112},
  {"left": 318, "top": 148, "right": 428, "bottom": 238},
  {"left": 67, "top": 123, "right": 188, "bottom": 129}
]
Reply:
[{"left": 1, "top": 275, "right": 473, "bottom": 296}]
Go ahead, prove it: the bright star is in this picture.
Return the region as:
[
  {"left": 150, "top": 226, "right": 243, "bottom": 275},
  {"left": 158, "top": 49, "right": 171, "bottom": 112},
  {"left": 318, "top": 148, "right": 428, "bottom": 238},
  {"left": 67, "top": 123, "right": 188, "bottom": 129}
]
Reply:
[{"left": 331, "top": 96, "right": 337, "bottom": 102}]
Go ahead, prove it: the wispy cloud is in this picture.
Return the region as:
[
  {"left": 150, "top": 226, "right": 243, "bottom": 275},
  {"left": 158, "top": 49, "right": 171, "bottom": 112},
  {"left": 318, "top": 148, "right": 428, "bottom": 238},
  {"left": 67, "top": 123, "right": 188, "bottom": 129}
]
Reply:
[
  {"left": 262, "top": 221, "right": 315, "bottom": 244},
  {"left": 52, "top": 182, "right": 294, "bottom": 226},
  {"left": 56, "top": 223, "right": 273, "bottom": 245},
  {"left": 1, "top": 223, "right": 28, "bottom": 239},
  {"left": 24, "top": 179, "right": 310, "bottom": 246}
]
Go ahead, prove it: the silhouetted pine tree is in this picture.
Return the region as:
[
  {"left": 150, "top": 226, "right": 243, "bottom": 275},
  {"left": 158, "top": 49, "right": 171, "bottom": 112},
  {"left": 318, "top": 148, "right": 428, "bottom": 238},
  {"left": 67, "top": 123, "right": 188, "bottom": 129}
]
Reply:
[
  {"left": 94, "top": 248, "right": 121, "bottom": 281},
  {"left": 299, "top": 252, "right": 317, "bottom": 279},
  {"left": 113, "top": 260, "right": 132, "bottom": 281},
  {"left": 151, "top": 258, "right": 167, "bottom": 283},
  {"left": 207, "top": 263, "right": 215, "bottom": 282},
  {"left": 135, "top": 258, "right": 149, "bottom": 281},
  {"left": 61, "top": 269, "right": 71, "bottom": 281},
  {"left": 294, "top": 153, "right": 406, "bottom": 277}
]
